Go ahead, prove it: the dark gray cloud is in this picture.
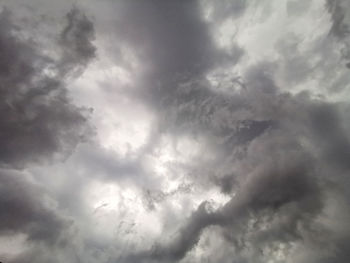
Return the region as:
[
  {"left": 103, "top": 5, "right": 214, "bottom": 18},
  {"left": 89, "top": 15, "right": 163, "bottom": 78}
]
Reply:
[
  {"left": 60, "top": 6, "right": 96, "bottom": 75},
  {"left": 0, "top": 4, "right": 96, "bottom": 263},
  {"left": 106, "top": 0, "right": 243, "bottom": 108},
  {"left": 0, "top": 169, "right": 67, "bottom": 244},
  {"left": 113, "top": 0, "right": 219, "bottom": 78},
  {"left": 327, "top": 0, "right": 350, "bottom": 39},
  {"left": 0, "top": 6, "right": 94, "bottom": 168},
  {"left": 327, "top": 0, "right": 350, "bottom": 65}
]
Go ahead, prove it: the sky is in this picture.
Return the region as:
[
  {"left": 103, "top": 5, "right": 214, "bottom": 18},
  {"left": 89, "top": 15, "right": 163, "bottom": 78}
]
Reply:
[{"left": 0, "top": 0, "right": 350, "bottom": 262}]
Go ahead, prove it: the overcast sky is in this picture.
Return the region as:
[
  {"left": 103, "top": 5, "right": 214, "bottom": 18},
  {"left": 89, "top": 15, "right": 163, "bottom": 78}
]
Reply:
[{"left": 0, "top": 0, "right": 350, "bottom": 262}]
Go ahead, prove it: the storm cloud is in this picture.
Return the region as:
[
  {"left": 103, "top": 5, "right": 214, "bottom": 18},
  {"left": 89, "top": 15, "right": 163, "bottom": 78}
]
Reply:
[
  {"left": 0, "top": 6, "right": 94, "bottom": 168},
  {"left": 1, "top": 1, "right": 350, "bottom": 263},
  {"left": 0, "top": 4, "right": 95, "bottom": 263}
]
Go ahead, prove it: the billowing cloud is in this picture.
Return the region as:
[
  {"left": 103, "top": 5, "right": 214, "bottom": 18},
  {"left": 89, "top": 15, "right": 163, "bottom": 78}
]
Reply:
[
  {"left": 1, "top": 1, "right": 350, "bottom": 263},
  {"left": 0, "top": 6, "right": 94, "bottom": 168},
  {"left": 0, "top": 3, "right": 96, "bottom": 262},
  {"left": 0, "top": 169, "right": 67, "bottom": 244}
]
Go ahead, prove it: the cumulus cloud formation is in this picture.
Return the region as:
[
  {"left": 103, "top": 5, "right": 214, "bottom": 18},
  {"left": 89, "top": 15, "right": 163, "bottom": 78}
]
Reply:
[{"left": 1, "top": 1, "right": 350, "bottom": 263}]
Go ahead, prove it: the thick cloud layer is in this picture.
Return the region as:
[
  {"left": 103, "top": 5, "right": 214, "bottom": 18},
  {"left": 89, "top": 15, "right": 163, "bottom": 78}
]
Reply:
[
  {"left": 0, "top": 4, "right": 95, "bottom": 263},
  {"left": 1, "top": 1, "right": 350, "bottom": 263}
]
